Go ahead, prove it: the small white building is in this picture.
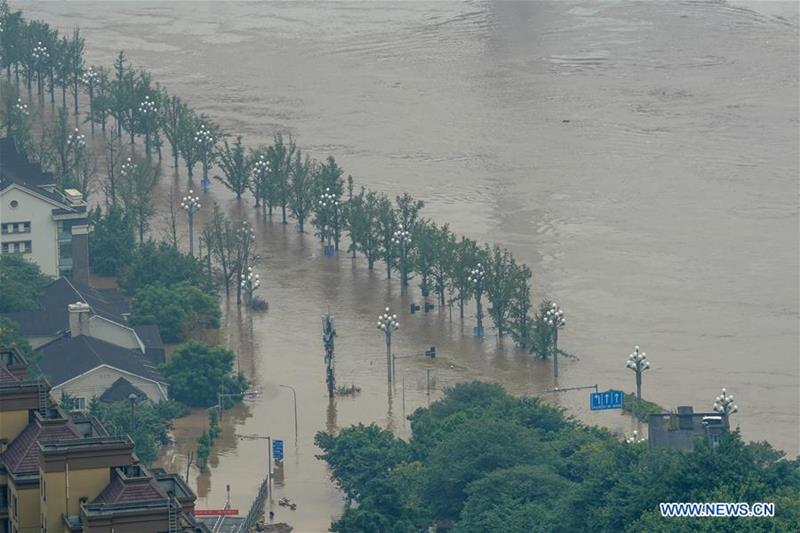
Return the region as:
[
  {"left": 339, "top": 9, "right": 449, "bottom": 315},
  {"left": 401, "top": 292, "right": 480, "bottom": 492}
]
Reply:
[{"left": 0, "top": 137, "right": 89, "bottom": 283}]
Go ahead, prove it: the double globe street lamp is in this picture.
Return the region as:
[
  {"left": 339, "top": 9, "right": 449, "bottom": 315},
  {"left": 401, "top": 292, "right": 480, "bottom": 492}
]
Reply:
[
  {"left": 626, "top": 345, "right": 650, "bottom": 400},
  {"left": 377, "top": 307, "right": 399, "bottom": 383},
  {"left": 467, "top": 263, "right": 485, "bottom": 337},
  {"left": 392, "top": 225, "right": 412, "bottom": 288},
  {"left": 180, "top": 190, "right": 201, "bottom": 256}
]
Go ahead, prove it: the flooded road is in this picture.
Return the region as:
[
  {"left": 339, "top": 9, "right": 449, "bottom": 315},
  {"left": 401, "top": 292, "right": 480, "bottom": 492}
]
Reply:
[{"left": 22, "top": 0, "right": 799, "bottom": 530}]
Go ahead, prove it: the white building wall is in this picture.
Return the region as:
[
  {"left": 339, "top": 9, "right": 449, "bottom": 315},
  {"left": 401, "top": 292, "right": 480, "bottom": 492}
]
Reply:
[
  {"left": 86, "top": 317, "right": 143, "bottom": 352},
  {"left": 0, "top": 187, "right": 59, "bottom": 276},
  {"left": 53, "top": 365, "right": 167, "bottom": 404}
]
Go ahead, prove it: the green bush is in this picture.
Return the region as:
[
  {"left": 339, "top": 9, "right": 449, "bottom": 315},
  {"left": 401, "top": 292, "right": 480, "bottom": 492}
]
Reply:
[
  {"left": 118, "top": 241, "right": 216, "bottom": 294},
  {"left": 89, "top": 398, "right": 188, "bottom": 464},
  {"left": 623, "top": 393, "right": 664, "bottom": 422},
  {"left": 129, "top": 283, "right": 220, "bottom": 342},
  {"left": 161, "top": 342, "right": 248, "bottom": 408},
  {"left": 0, "top": 255, "right": 50, "bottom": 312},
  {"left": 89, "top": 206, "right": 135, "bottom": 277}
]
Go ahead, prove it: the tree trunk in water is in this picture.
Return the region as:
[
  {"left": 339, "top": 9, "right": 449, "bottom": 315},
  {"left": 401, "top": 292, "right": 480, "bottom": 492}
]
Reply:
[
  {"left": 61, "top": 87, "right": 66, "bottom": 108},
  {"left": 281, "top": 205, "right": 287, "bottom": 224}
]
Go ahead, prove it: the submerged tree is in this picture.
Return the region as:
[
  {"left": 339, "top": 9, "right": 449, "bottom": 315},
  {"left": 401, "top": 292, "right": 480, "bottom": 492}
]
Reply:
[{"left": 217, "top": 135, "right": 250, "bottom": 200}]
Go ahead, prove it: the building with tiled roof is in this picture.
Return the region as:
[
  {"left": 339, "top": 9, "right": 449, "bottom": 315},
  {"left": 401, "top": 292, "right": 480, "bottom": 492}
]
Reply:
[
  {"left": 0, "top": 137, "right": 89, "bottom": 284},
  {"left": 1, "top": 277, "right": 165, "bottom": 365},
  {"left": 0, "top": 346, "right": 207, "bottom": 533}
]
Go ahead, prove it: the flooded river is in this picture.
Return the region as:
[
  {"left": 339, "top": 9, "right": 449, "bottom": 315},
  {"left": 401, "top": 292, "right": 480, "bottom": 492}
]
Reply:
[{"left": 23, "top": 1, "right": 799, "bottom": 530}]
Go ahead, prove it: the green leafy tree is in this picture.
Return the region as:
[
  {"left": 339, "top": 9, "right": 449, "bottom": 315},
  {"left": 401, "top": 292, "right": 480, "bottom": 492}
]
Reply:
[
  {"left": 0, "top": 254, "right": 49, "bottom": 312},
  {"left": 161, "top": 342, "right": 248, "bottom": 407},
  {"left": 117, "top": 156, "right": 159, "bottom": 243},
  {"left": 118, "top": 241, "right": 213, "bottom": 294},
  {"left": 288, "top": 148, "right": 315, "bottom": 232},
  {"left": 447, "top": 237, "right": 480, "bottom": 320},
  {"left": 0, "top": 317, "right": 34, "bottom": 359},
  {"left": 90, "top": 398, "right": 188, "bottom": 464},
  {"left": 129, "top": 283, "right": 220, "bottom": 342},
  {"left": 344, "top": 188, "right": 382, "bottom": 270},
  {"left": 266, "top": 133, "right": 296, "bottom": 224},
  {"left": 88, "top": 205, "right": 134, "bottom": 277},
  {"left": 484, "top": 245, "right": 529, "bottom": 340},
  {"left": 314, "top": 156, "right": 345, "bottom": 247},
  {"left": 158, "top": 90, "right": 185, "bottom": 170},
  {"left": 376, "top": 194, "right": 397, "bottom": 279},
  {"left": 216, "top": 135, "right": 250, "bottom": 200}
]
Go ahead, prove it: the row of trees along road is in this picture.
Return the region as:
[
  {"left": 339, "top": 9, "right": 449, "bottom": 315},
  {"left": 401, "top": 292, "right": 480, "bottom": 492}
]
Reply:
[{"left": 0, "top": 1, "right": 564, "bottom": 359}]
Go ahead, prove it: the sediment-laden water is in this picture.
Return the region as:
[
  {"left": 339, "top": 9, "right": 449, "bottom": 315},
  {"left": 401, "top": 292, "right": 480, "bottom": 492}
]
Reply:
[{"left": 22, "top": 1, "right": 799, "bottom": 530}]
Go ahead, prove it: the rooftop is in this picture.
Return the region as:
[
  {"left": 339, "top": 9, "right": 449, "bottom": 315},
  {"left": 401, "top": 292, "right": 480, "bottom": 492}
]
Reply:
[
  {"left": 35, "top": 334, "right": 164, "bottom": 387},
  {"left": 2, "top": 277, "right": 131, "bottom": 338}
]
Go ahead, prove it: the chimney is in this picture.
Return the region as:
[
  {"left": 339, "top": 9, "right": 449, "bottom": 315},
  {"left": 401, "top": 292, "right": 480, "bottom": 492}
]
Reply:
[
  {"left": 68, "top": 302, "right": 91, "bottom": 337},
  {"left": 70, "top": 223, "right": 90, "bottom": 286}
]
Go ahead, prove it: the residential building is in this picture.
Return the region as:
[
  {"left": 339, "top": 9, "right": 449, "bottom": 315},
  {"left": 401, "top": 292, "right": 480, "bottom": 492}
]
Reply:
[
  {"left": 1, "top": 277, "right": 165, "bottom": 365},
  {"left": 0, "top": 137, "right": 89, "bottom": 284},
  {"left": 35, "top": 332, "right": 168, "bottom": 406},
  {"left": 0, "top": 348, "right": 206, "bottom": 533},
  {"left": 648, "top": 405, "right": 728, "bottom": 450}
]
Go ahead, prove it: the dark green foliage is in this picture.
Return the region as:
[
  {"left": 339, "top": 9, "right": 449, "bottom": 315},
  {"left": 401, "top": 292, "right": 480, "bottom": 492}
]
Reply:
[
  {"left": 0, "top": 317, "right": 33, "bottom": 359},
  {"left": 0, "top": 254, "right": 49, "bottom": 312},
  {"left": 88, "top": 205, "right": 134, "bottom": 277},
  {"left": 316, "top": 382, "right": 800, "bottom": 532},
  {"left": 90, "top": 398, "right": 188, "bottom": 464},
  {"left": 129, "top": 283, "right": 220, "bottom": 342},
  {"left": 160, "top": 341, "right": 248, "bottom": 407},
  {"left": 118, "top": 241, "right": 214, "bottom": 294},
  {"left": 623, "top": 392, "right": 665, "bottom": 421}
]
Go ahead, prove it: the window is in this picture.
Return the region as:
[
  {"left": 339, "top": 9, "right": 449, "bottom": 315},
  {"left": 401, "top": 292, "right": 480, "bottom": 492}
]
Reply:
[
  {"left": 0, "top": 241, "right": 32, "bottom": 255},
  {"left": 0, "top": 485, "right": 8, "bottom": 513},
  {"left": 0, "top": 222, "right": 30, "bottom": 234}
]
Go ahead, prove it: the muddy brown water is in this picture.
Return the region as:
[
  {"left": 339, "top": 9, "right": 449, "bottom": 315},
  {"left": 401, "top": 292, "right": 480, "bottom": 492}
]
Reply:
[{"left": 21, "top": 1, "right": 799, "bottom": 530}]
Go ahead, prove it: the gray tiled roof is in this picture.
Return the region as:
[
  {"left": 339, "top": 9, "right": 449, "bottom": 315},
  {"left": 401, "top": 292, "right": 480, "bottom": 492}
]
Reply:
[
  {"left": 35, "top": 334, "right": 165, "bottom": 387},
  {"left": 98, "top": 377, "right": 148, "bottom": 403},
  {"left": 2, "top": 278, "right": 131, "bottom": 337}
]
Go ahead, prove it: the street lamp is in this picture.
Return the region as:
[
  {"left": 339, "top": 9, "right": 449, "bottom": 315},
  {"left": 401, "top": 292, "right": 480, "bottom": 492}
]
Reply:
[
  {"left": 626, "top": 345, "right": 650, "bottom": 400},
  {"left": 180, "top": 189, "right": 201, "bottom": 256},
  {"left": 67, "top": 127, "right": 86, "bottom": 187},
  {"left": 138, "top": 95, "right": 158, "bottom": 156},
  {"left": 545, "top": 302, "right": 566, "bottom": 378},
  {"left": 278, "top": 384, "right": 298, "bottom": 444},
  {"left": 31, "top": 41, "right": 49, "bottom": 95},
  {"left": 194, "top": 123, "right": 214, "bottom": 191},
  {"left": 318, "top": 187, "right": 339, "bottom": 254},
  {"left": 377, "top": 307, "right": 399, "bottom": 383},
  {"left": 240, "top": 266, "right": 261, "bottom": 307},
  {"left": 467, "top": 263, "right": 485, "bottom": 337},
  {"left": 82, "top": 66, "right": 99, "bottom": 134},
  {"left": 391, "top": 225, "right": 412, "bottom": 288},
  {"left": 252, "top": 154, "right": 271, "bottom": 215},
  {"left": 128, "top": 393, "right": 137, "bottom": 434},
  {"left": 713, "top": 387, "right": 738, "bottom": 427},
  {"left": 625, "top": 429, "right": 646, "bottom": 444}
]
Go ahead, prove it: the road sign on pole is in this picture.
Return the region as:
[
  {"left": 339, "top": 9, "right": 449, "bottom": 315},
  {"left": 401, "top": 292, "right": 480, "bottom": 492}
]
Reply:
[
  {"left": 272, "top": 439, "right": 284, "bottom": 461},
  {"left": 590, "top": 389, "right": 624, "bottom": 411}
]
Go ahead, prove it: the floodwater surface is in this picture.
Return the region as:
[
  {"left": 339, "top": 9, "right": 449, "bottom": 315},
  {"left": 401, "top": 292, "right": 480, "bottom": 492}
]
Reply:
[{"left": 22, "top": 1, "right": 799, "bottom": 530}]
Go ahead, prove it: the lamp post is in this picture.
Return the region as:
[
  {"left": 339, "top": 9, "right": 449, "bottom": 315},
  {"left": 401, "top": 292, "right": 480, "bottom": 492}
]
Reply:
[
  {"left": 251, "top": 155, "right": 271, "bottom": 217},
  {"left": 81, "top": 66, "right": 99, "bottom": 134},
  {"left": 278, "top": 384, "right": 298, "bottom": 444},
  {"left": 392, "top": 225, "right": 412, "bottom": 288},
  {"left": 625, "top": 429, "right": 646, "bottom": 444},
  {"left": 713, "top": 388, "right": 738, "bottom": 428},
  {"left": 66, "top": 127, "right": 86, "bottom": 188},
  {"left": 138, "top": 95, "right": 157, "bottom": 156},
  {"left": 377, "top": 307, "right": 399, "bottom": 383},
  {"left": 318, "top": 188, "right": 339, "bottom": 254},
  {"left": 128, "top": 393, "right": 137, "bottom": 435},
  {"left": 194, "top": 123, "right": 214, "bottom": 191},
  {"left": 32, "top": 41, "right": 49, "bottom": 96},
  {"left": 545, "top": 302, "right": 566, "bottom": 378},
  {"left": 467, "top": 263, "right": 485, "bottom": 337},
  {"left": 240, "top": 266, "right": 261, "bottom": 308},
  {"left": 626, "top": 345, "right": 650, "bottom": 400},
  {"left": 180, "top": 190, "right": 201, "bottom": 256}
]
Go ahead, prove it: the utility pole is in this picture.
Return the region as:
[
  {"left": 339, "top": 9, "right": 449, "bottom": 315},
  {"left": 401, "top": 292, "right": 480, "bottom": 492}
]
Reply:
[{"left": 322, "top": 312, "right": 336, "bottom": 400}]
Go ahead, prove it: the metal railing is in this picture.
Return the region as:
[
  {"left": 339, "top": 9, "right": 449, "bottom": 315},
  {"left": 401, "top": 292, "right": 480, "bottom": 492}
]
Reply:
[{"left": 238, "top": 474, "right": 270, "bottom": 532}]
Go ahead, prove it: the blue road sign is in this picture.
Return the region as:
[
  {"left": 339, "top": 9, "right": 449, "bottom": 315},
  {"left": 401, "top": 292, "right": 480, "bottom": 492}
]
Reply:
[
  {"left": 272, "top": 439, "right": 284, "bottom": 461},
  {"left": 590, "top": 389, "right": 624, "bottom": 411}
]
